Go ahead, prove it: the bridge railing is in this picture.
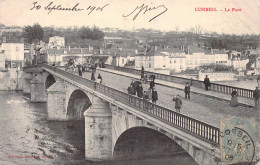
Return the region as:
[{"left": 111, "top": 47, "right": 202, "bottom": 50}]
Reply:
[
  {"left": 43, "top": 64, "right": 220, "bottom": 145},
  {"left": 104, "top": 64, "right": 254, "bottom": 99}
]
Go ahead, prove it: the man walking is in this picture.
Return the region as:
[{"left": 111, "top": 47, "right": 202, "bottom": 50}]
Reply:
[
  {"left": 203, "top": 75, "right": 211, "bottom": 91},
  {"left": 253, "top": 87, "right": 260, "bottom": 108},
  {"left": 184, "top": 83, "right": 190, "bottom": 99},
  {"left": 173, "top": 95, "right": 182, "bottom": 113}
]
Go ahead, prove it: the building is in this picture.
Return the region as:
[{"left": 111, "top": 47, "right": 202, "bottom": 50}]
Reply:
[
  {"left": 135, "top": 46, "right": 169, "bottom": 72},
  {"left": 184, "top": 46, "right": 227, "bottom": 70},
  {"left": 231, "top": 59, "right": 249, "bottom": 70},
  {"left": 48, "top": 36, "right": 65, "bottom": 48},
  {"left": 168, "top": 47, "right": 186, "bottom": 72},
  {"left": 213, "top": 49, "right": 229, "bottom": 65},
  {"left": 0, "top": 43, "right": 24, "bottom": 68}
]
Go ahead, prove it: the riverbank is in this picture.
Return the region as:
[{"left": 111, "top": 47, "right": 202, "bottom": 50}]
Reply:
[{"left": 0, "top": 69, "right": 23, "bottom": 90}]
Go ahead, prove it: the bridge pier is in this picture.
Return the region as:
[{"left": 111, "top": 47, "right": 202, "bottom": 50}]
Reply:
[
  {"left": 46, "top": 80, "right": 67, "bottom": 121},
  {"left": 21, "top": 72, "right": 33, "bottom": 94},
  {"left": 30, "top": 73, "right": 47, "bottom": 102},
  {"left": 84, "top": 95, "right": 112, "bottom": 161}
]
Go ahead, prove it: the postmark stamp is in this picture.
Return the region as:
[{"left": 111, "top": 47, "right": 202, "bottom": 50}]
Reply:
[{"left": 220, "top": 117, "right": 256, "bottom": 164}]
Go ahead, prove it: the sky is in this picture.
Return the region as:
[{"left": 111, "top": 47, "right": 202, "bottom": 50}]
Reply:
[{"left": 0, "top": 0, "right": 259, "bottom": 34}]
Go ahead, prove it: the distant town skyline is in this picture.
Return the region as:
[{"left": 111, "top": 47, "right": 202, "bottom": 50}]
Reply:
[{"left": 0, "top": 0, "right": 259, "bottom": 35}]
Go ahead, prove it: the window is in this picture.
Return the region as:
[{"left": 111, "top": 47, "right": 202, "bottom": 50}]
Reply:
[
  {"left": 16, "top": 46, "right": 19, "bottom": 52},
  {"left": 122, "top": 59, "right": 124, "bottom": 64},
  {"left": 149, "top": 63, "right": 151, "bottom": 68},
  {"left": 174, "top": 59, "right": 176, "bottom": 63}
]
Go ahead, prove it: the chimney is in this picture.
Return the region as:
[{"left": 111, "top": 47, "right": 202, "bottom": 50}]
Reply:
[
  {"left": 187, "top": 45, "right": 190, "bottom": 54},
  {"left": 100, "top": 48, "right": 103, "bottom": 54},
  {"left": 68, "top": 46, "right": 70, "bottom": 51},
  {"left": 154, "top": 46, "right": 157, "bottom": 51},
  {"left": 135, "top": 49, "right": 138, "bottom": 54},
  {"left": 3, "top": 37, "right": 6, "bottom": 43},
  {"left": 80, "top": 48, "right": 82, "bottom": 53},
  {"left": 211, "top": 48, "right": 213, "bottom": 54}
]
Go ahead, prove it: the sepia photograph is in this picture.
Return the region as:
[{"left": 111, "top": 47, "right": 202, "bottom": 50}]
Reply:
[{"left": 0, "top": 0, "right": 259, "bottom": 164}]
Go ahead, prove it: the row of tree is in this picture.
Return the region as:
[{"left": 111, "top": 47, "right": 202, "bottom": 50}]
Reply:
[{"left": 22, "top": 24, "right": 105, "bottom": 44}]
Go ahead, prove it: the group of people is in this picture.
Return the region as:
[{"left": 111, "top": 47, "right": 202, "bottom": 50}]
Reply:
[{"left": 128, "top": 76, "right": 158, "bottom": 104}]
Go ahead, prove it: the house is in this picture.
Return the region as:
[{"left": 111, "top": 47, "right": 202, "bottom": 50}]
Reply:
[
  {"left": 185, "top": 46, "right": 215, "bottom": 69},
  {"left": 213, "top": 49, "right": 229, "bottom": 65},
  {"left": 231, "top": 59, "right": 249, "bottom": 70},
  {"left": 168, "top": 47, "right": 186, "bottom": 72},
  {"left": 0, "top": 42, "right": 24, "bottom": 68},
  {"left": 135, "top": 46, "right": 169, "bottom": 72}
]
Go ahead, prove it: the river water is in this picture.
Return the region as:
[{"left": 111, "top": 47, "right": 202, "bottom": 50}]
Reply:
[{"left": 0, "top": 91, "right": 198, "bottom": 165}]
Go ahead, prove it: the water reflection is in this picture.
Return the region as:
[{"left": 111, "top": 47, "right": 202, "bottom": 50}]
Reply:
[{"left": 0, "top": 91, "right": 198, "bottom": 165}]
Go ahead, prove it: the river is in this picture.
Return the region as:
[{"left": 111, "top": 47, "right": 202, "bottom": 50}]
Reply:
[{"left": 0, "top": 91, "right": 198, "bottom": 165}]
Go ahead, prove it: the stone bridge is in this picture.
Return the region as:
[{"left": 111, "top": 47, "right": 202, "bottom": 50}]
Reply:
[{"left": 21, "top": 64, "right": 221, "bottom": 165}]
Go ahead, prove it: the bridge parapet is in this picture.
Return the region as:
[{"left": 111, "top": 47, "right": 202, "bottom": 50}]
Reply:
[{"left": 104, "top": 64, "right": 254, "bottom": 99}]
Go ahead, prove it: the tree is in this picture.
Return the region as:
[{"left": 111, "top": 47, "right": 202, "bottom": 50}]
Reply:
[
  {"left": 23, "top": 23, "right": 43, "bottom": 43},
  {"left": 79, "top": 27, "right": 92, "bottom": 39},
  {"left": 91, "top": 27, "right": 104, "bottom": 40}
]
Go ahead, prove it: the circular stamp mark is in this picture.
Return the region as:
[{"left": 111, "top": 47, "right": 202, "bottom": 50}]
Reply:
[{"left": 220, "top": 126, "right": 255, "bottom": 165}]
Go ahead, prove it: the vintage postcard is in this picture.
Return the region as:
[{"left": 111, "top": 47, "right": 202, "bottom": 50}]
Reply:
[{"left": 0, "top": 0, "right": 259, "bottom": 165}]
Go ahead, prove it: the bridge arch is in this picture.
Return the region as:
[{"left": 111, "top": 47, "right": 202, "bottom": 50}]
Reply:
[
  {"left": 45, "top": 74, "right": 56, "bottom": 90},
  {"left": 113, "top": 126, "right": 198, "bottom": 164},
  {"left": 66, "top": 89, "right": 92, "bottom": 120}
]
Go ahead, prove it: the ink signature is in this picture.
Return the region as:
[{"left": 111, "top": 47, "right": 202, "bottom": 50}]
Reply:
[{"left": 122, "top": 3, "right": 168, "bottom": 22}]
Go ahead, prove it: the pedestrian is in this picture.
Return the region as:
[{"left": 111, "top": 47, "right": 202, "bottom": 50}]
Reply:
[
  {"left": 150, "top": 79, "right": 155, "bottom": 90},
  {"left": 203, "top": 75, "right": 211, "bottom": 91},
  {"left": 91, "top": 72, "right": 96, "bottom": 81},
  {"left": 152, "top": 87, "right": 158, "bottom": 104},
  {"left": 127, "top": 84, "right": 136, "bottom": 95},
  {"left": 230, "top": 91, "right": 238, "bottom": 107},
  {"left": 97, "top": 74, "right": 102, "bottom": 83},
  {"left": 78, "top": 64, "right": 82, "bottom": 76},
  {"left": 147, "top": 87, "right": 153, "bottom": 101},
  {"left": 137, "top": 83, "right": 143, "bottom": 98},
  {"left": 253, "top": 87, "right": 260, "bottom": 108},
  {"left": 143, "top": 91, "right": 148, "bottom": 101},
  {"left": 184, "top": 83, "right": 190, "bottom": 99},
  {"left": 257, "top": 76, "right": 260, "bottom": 87},
  {"left": 173, "top": 95, "right": 182, "bottom": 113}
]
